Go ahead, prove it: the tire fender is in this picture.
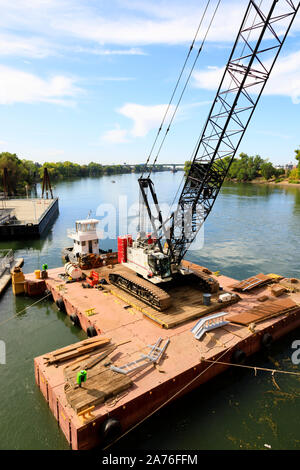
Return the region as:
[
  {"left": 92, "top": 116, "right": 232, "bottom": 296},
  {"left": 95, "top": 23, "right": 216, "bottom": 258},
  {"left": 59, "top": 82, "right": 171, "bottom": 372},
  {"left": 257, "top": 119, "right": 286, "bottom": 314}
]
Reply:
[
  {"left": 87, "top": 326, "right": 97, "bottom": 337},
  {"left": 55, "top": 298, "right": 66, "bottom": 313},
  {"left": 232, "top": 348, "right": 246, "bottom": 364},
  {"left": 100, "top": 418, "right": 122, "bottom": 444},
  {"left": 261, "top": 332, "right": 273, "bottom": 349},
  {"left": 70, "top": 314, "right": 80, "bottom": 327}
]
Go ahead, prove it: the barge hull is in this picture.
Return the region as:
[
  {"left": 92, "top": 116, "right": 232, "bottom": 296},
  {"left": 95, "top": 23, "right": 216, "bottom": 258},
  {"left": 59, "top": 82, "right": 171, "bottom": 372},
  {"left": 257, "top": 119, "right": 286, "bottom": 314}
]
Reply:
[
  {"left": 31, "top": 263, "right": 300, "bottom": 449},
  {"left": 0, "top": 198, "right": 59, "bottom": 239}
]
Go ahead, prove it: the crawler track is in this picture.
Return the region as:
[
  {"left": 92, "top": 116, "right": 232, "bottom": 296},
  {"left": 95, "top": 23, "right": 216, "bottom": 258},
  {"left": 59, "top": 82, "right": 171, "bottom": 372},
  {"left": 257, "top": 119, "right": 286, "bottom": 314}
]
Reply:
[
  {"left": 108, "top": 271, "right": 171, "bottom": 311},
  {"left": 193, "top": 271, "right": 219, "bottom": 293}
]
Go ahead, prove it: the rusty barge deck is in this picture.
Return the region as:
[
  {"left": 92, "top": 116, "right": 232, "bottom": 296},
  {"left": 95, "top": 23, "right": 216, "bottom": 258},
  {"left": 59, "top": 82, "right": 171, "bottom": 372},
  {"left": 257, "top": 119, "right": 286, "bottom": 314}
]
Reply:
[{"left": 30, "top": 261, "right": 300, "bottom": 450}]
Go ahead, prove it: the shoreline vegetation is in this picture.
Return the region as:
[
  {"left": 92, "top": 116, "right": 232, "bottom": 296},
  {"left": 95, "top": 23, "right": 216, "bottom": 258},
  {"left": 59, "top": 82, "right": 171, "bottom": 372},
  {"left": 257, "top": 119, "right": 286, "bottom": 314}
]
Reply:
[
  {"left": 184, "top": 151, "right": 300, "bottom": 187},
  {"left": 0, "top": 150, "right": 299, "bottom": 196},
  {"left": 0, "top": 152, "right": 170, "bottom": 195}
]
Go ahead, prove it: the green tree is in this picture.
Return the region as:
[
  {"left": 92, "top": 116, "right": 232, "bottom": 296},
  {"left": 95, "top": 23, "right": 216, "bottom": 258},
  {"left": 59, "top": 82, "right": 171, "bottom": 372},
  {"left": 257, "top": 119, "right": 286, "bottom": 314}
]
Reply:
[
  {"left": 0, "top": 152, "right": 36, "bottom": 194},
  {"left": 261, "top": 161, "right": 276, "bottom": 180},
  {"left": 295, "top": 147, "right": 300, "bottom": 177}
]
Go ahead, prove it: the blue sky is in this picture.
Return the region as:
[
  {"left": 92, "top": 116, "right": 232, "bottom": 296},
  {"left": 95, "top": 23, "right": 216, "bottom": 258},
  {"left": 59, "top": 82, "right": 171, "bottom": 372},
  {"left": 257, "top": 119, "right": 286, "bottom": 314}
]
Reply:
[{"left": 0, "top": 0, "right": 300, "bottom": 166}]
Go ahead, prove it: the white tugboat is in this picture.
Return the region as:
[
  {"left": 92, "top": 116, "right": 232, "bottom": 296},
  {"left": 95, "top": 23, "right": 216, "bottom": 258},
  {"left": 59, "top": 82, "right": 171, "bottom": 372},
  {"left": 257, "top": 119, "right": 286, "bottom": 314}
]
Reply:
[{"left": 62, "top": 217, "right": 118, "bottom": 270}]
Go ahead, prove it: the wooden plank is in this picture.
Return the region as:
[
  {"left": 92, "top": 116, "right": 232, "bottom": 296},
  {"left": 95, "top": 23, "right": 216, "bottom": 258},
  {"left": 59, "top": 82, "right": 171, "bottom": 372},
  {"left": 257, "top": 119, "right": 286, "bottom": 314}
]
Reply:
[
  {"left": 278, "top": 278, "right": 300, "bottom": 292},
  {"left": 230, "top": 273, "right": 272, "bottom": 292},
  {"left": 43, "top": 336, "right": 111, "bottom": 359},
  {"left": 108, "top": 279, "right": 239, "bottom": 328},
  {"left": 143, "top": 292, "right": 239, "bottom": 328},
  {"left": 229, "top": 301, "right": 300, "bottom": 326},
  {"left": 65, "top": 354, "right": 91, "bottom": 371},
  {"left": 65, "top": 366, "right": 132, "bottom": 413},
  {"left": 45, "top": 340, "right": 111, "bottom": 365},
  {"left": 83, "top": 345, "right": 117, "bottom": 369}
]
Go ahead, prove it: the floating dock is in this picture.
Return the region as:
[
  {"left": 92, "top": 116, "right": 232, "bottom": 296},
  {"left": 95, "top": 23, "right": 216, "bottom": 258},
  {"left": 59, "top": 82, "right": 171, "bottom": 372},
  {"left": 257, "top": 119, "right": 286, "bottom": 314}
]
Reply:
[
  {"left": 0, "top": 250, "right": 24, "bottom": 296},
  {"left": 0, "top": 197, "right": 59, "bottom": 239},
  {"left": 30, "top": 261, "right": 300, "bottom": 450}
]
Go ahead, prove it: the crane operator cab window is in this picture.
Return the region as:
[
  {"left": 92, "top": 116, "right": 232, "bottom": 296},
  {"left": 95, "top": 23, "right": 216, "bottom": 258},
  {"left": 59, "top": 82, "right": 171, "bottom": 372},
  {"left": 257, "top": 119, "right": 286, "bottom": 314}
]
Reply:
[{"left": 148, "top": 253, "right": 171, "bottom": 279}]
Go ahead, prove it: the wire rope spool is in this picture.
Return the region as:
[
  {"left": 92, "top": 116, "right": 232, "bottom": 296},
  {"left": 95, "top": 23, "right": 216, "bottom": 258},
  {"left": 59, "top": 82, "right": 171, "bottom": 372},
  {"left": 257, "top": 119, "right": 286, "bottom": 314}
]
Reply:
[{"left": 65, "top": 262, "right": 82, "bottom": 280}]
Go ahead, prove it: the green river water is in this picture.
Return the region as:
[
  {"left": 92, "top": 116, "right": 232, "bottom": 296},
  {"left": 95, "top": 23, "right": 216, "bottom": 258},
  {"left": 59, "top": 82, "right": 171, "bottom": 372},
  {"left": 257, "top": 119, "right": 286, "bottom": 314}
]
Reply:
[{"left": 0, "top": 172, "right": 299, "bottom": 450}]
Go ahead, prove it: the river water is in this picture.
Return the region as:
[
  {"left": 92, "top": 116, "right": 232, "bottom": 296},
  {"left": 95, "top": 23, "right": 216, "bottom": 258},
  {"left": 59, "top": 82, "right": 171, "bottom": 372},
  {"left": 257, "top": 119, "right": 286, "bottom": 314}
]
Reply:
[{"left": 0, "top": 172, "right": 300, "bottom": 450}]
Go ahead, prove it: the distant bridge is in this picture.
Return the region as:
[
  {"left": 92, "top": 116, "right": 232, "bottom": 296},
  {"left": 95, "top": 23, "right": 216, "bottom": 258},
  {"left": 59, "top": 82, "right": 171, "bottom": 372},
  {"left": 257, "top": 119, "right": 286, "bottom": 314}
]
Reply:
[{"left": 124, "top": 163, "right": 185, "bottom": 172}]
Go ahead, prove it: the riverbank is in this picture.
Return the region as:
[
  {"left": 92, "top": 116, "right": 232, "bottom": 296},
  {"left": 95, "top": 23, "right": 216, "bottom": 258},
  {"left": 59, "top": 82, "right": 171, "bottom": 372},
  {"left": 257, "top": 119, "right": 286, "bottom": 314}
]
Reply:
[
  {"left": 228, "top": 177, "right": 300, "bottom": 188},
  {"left": 1, "top": 174, "right": 300, "bottom": 450}
]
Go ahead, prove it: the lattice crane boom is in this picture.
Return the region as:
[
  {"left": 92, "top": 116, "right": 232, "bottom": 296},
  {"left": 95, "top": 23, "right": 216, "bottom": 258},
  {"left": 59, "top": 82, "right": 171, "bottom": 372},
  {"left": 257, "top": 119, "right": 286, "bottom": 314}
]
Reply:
[
  {"left": 167, "top": 0, "right": 299, "bottom": 264},
  {"left": 117, "top": 0, "right": 300, "bottom": 295}
]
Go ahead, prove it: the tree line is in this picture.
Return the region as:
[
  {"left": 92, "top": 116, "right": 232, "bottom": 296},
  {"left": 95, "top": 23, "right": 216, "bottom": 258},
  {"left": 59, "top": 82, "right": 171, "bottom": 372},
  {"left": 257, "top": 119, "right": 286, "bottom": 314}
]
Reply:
[
  {"left": 184, "top": 151, "right": 300, "bottom": 183},
  {"left": 1, "top": 149, "right": 299, "bottom": 196},
  {"left": 0, "top": 152, "right": 167, "bottom": 195}
]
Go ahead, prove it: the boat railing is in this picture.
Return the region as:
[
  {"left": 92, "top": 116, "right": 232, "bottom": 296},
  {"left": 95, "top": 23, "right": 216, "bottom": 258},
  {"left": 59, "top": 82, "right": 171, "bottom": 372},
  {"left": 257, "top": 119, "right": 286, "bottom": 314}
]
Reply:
[
  {"left": 0, "top": 249, "right": 14, "bottom": 277},
  {"left": 67, "top": 228, "right": 77, "bottom": 238}
]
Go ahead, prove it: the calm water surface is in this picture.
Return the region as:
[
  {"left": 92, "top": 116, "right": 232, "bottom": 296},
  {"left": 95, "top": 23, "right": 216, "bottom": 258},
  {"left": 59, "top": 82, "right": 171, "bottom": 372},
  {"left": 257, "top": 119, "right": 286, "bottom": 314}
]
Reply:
[{"left": 0, "top": 172, "right": 300, "bottom": 450}]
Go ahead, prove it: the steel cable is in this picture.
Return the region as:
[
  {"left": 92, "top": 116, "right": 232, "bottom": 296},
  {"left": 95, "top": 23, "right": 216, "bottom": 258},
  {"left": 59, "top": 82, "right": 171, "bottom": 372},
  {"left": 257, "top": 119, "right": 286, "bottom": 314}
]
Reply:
[
  {"left": 147, "top": 0, "right": 222, "bottom": 177},
  {"left": 141, "top": 0, "right": 213, "bottom": 178}
]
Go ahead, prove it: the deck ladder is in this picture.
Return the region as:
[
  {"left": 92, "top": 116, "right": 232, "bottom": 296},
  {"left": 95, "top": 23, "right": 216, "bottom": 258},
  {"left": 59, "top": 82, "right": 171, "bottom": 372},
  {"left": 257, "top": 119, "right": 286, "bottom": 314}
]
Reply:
[
  {"left": 191, "top": 312, "right": 229, "bottom": 340},
  {"left": 110, "top": 337, "right": 170, "bottom": 375}
]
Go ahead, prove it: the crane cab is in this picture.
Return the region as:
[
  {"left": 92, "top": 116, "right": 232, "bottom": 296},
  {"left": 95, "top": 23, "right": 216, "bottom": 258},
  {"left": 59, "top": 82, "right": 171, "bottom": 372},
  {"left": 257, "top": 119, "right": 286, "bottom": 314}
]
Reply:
[
  {"left": 118, "top": 233, "right": 172, "bottom": 283},
  {"left": 147, "top": 252, "right": 171, "bottom": 279}
]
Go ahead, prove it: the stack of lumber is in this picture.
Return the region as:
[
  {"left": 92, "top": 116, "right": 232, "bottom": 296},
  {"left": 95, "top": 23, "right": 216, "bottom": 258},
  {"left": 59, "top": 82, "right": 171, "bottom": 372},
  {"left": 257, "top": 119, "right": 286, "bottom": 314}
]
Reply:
[
  {"left": 64, "top": 361, "right": 132, "bottom": 413},
  {"left": 230, "top": 273, "right": 272, "bottom": 292},
  {"left": 270, "top": 285, "right": 286, "bottom": 297},
  {"left": 228, "top": 297, "right": 300, "bottom": 326},
  {"left": 64, "top": 344, "right": 118, "bottom": 377},
  {"left": 43, "top": 336, "right": 111, "bottom": 366},
  {"left": 278, "top": 278, "right": 300, "bottom": 293}
]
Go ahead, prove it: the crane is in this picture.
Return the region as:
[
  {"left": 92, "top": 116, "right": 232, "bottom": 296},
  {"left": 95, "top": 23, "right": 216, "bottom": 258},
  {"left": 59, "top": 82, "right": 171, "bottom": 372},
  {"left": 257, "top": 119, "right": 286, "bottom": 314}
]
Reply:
[{"left": 109, "top": 0, "right": 300, "bottom": 310}]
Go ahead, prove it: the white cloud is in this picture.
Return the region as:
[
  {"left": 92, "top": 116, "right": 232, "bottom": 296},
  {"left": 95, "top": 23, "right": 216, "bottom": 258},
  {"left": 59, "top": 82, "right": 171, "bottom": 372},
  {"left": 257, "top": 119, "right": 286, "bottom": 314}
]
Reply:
[
  {"left": 0, "top": 65, "right": 82, "bottom": 106},
  {"left": 192, "top": 50, "right": 300, "bottom": 104},
  {"left": 101, "top": 125, "right": 130, "bottom": 144},
  {"left": 0, "top": 33, "right": 147, "bottom": 59},
  {"left": 0, "top": 1, "right": 299, "bottom": 57},
  {"left": 264, "top": 50, "right": 300, "bottom": 104},
  {"left": 0, "top": 33, "right": 54, "bottom": 58},
  {"left": 118, "top": 103, "right": 174, "bottom": 137},
  {"left": 101, "top": 102, "right": 175, "bottom": 145},
  {"left": 86, "top": 77, "right": 134, "bottom": 83},
  {"left": 74, "top": 47, "right": 147, "bottom": 56},
  {"left": 0, "top": 1, "right": 260, "bottom": 49},
  {"left": 193, "top": 66, "right": 224, "bottom": 90},
  {"left": 102, "top": 99, "right": 212, "bottom": 144}
]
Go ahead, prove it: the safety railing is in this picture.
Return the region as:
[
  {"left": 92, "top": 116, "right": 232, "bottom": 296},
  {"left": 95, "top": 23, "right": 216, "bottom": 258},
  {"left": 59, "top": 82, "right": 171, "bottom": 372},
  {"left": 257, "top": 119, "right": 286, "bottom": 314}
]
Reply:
[{"left": 0, "top": 249, "right": 14, "bottom": 277}]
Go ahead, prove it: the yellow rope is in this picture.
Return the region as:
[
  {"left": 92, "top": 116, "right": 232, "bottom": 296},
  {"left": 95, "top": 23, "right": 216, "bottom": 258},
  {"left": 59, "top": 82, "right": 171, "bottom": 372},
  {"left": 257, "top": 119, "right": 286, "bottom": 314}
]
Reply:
[
  {"left": 200, "top": 359, "right": 300, "bottom": 377},
  {"left": 103, "top": 344, "right": 236, "bottom": 450},
  {"left": 103, "top": 350, "right": 300, "bottom": 450},
  {"left": 0, "top": 292, "right": 52, "bottom": 327}
]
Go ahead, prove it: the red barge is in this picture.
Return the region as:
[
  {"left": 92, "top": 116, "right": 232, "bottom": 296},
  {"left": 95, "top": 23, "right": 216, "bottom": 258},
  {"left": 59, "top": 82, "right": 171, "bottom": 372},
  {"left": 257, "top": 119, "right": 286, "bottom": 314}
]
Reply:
[
  {"left": 30, "top": 262, "right": 300, "bottom": 450},
  {"left": 28, "top": 0, "right": 300, "bottom": 450}
]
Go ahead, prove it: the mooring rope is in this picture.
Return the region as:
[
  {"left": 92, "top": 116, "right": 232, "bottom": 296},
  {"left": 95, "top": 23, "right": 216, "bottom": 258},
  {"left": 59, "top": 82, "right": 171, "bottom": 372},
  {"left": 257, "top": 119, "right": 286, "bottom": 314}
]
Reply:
[
  {"left": 200, "top": 358, "right": 300, "bottom": 377},
  {"left": 0, "top": 292, "right": 52, "bottom": 327},
  {"left": 103, "top": 345, "right": 300, "bottom": 450},
  {"left": 103, "top": 343, "right": 237, "bottom": 450}
]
